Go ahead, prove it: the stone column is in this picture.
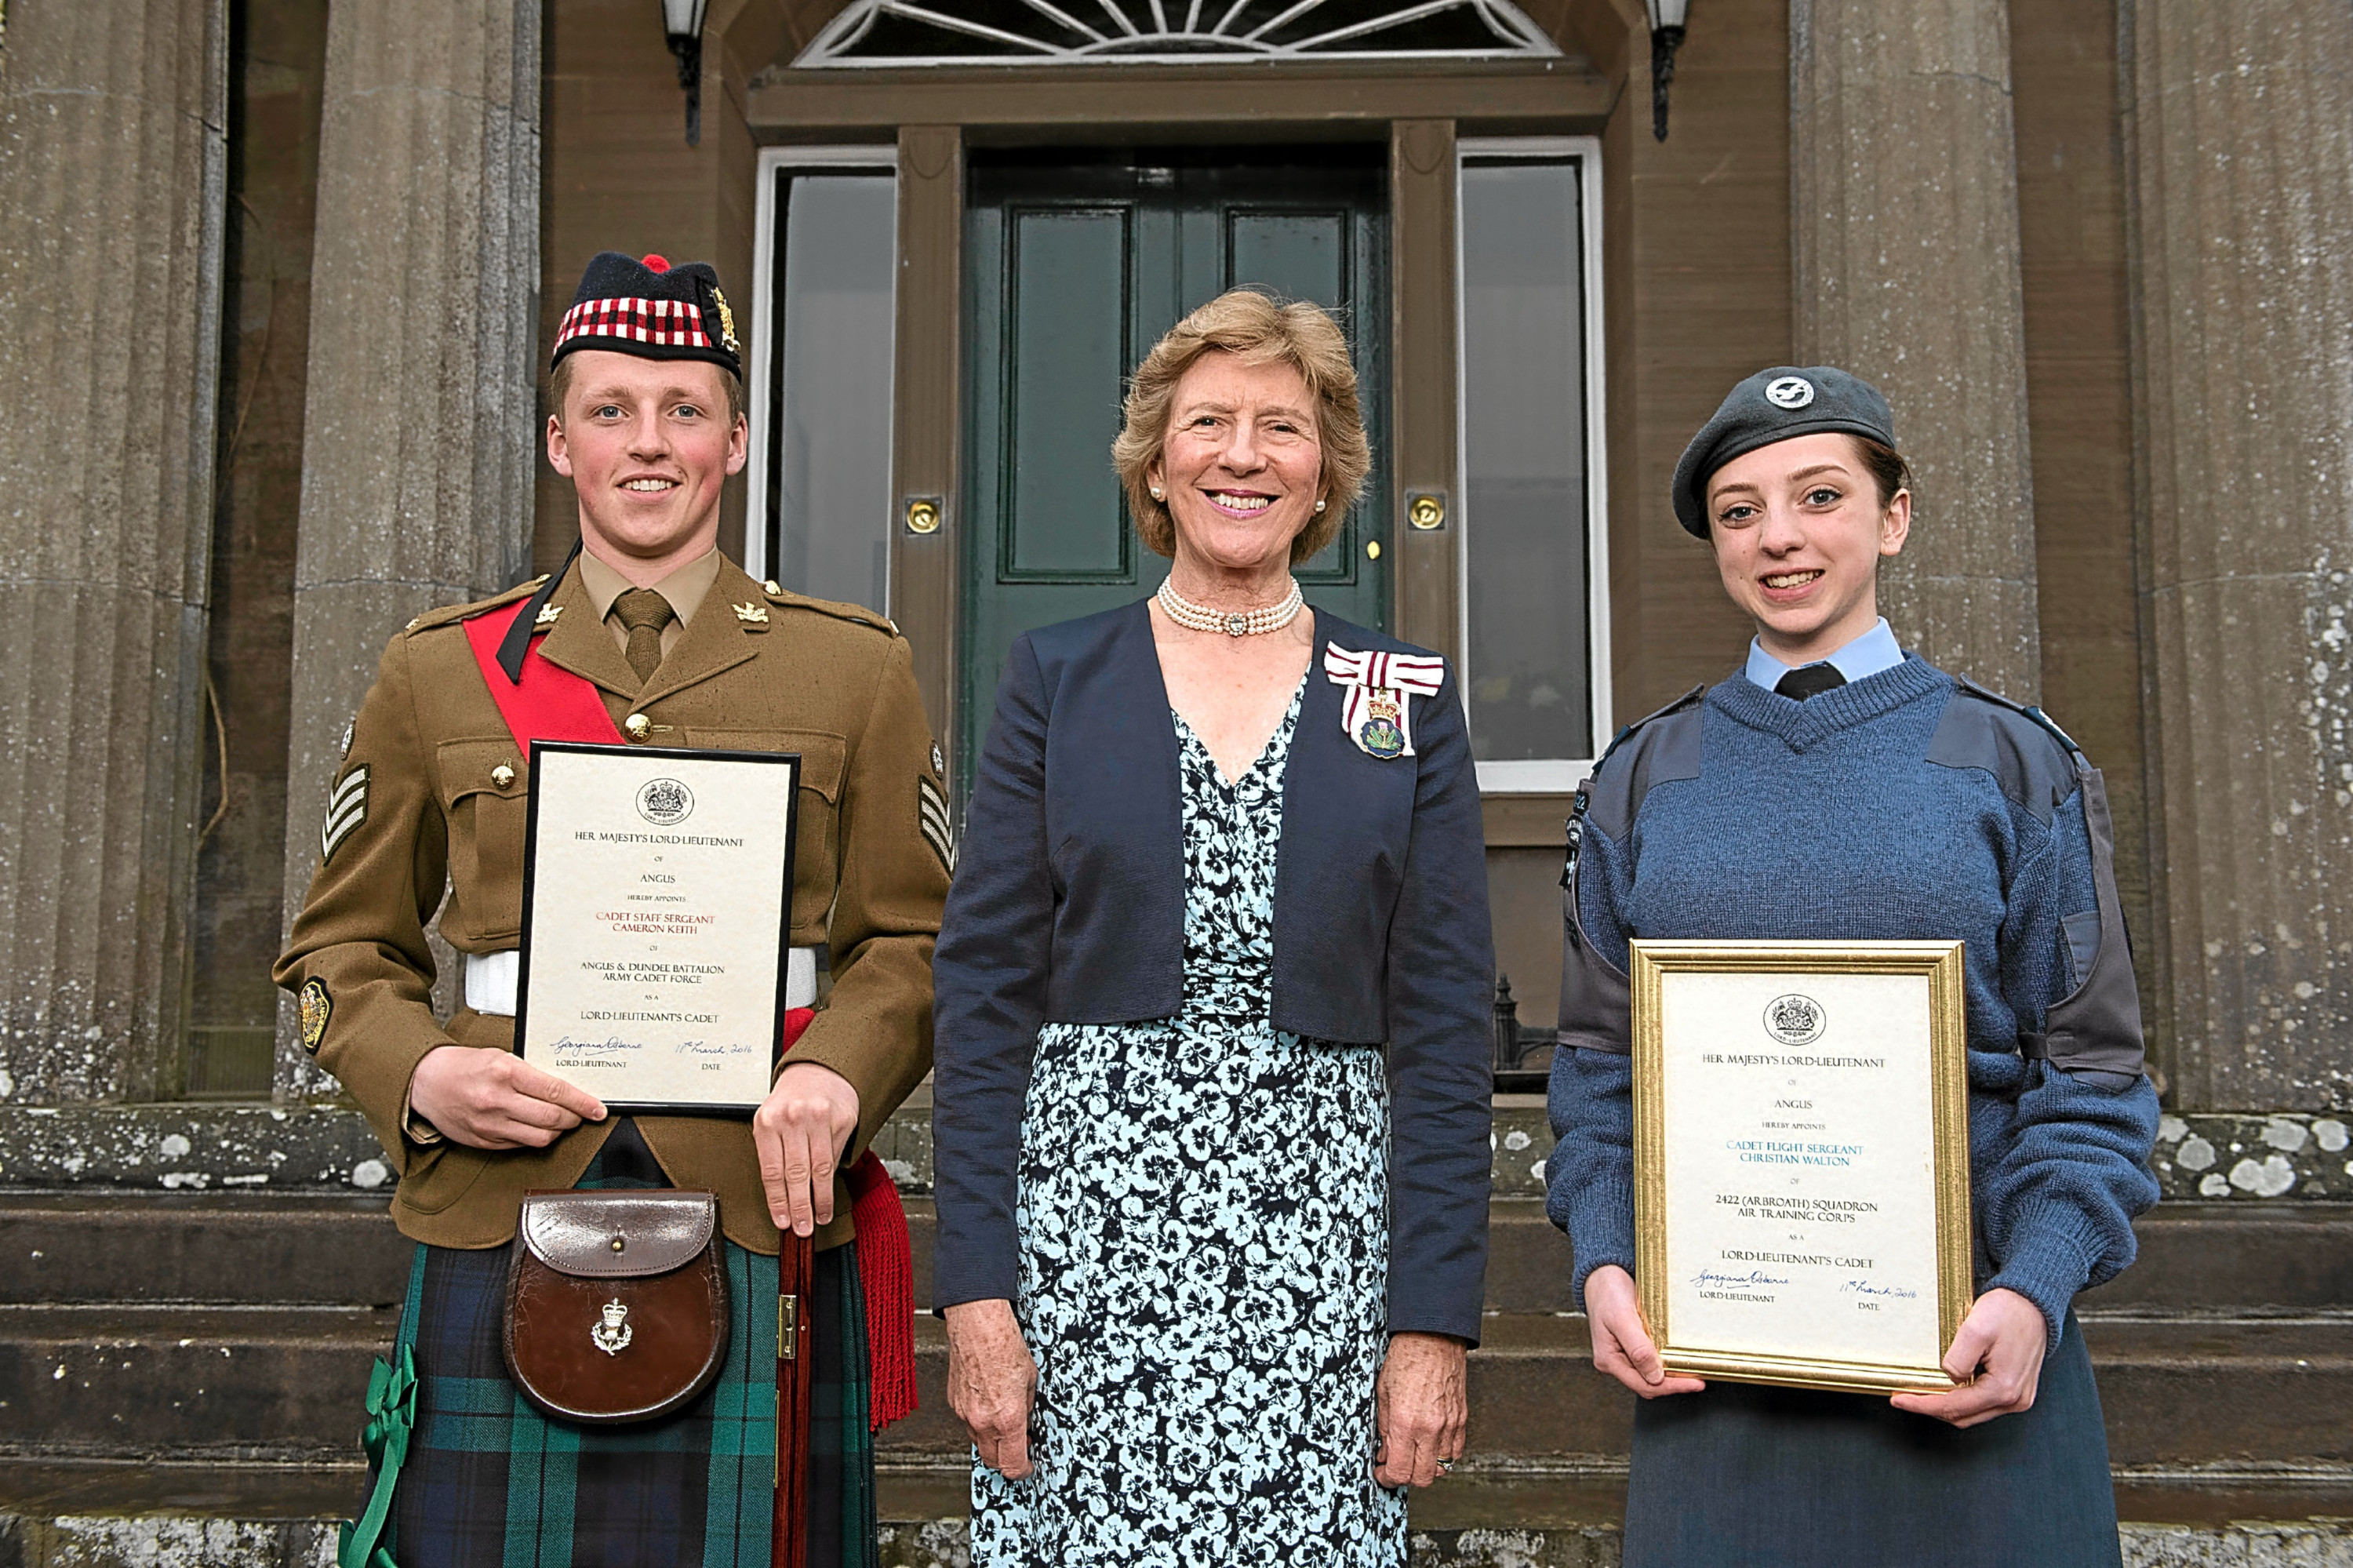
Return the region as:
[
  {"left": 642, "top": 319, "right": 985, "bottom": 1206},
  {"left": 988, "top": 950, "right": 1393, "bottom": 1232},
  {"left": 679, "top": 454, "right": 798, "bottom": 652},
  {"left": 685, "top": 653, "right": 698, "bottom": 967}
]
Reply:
[
  {"left": 276, "top": 1, "right": 541, "bottom": 1095},
  {"left": 0, "top": 1, "right": 227, "bottom": 1102},
  {"left": 1789, "top": 0, "right": 2042, "bottom": 697},
  {"left": 2122, "top": 2, "right": 2353, "bottom": 1111}
]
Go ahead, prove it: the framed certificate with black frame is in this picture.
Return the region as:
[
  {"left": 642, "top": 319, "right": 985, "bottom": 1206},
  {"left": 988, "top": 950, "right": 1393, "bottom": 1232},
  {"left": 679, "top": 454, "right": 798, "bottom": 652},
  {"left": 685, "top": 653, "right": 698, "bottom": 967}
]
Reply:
[
  {"left": 513, "top": 742, "right": 801, "bottom": 1115},
  {"left": 1631, "top": 940, "right": 1974, "bottom": 1395}
]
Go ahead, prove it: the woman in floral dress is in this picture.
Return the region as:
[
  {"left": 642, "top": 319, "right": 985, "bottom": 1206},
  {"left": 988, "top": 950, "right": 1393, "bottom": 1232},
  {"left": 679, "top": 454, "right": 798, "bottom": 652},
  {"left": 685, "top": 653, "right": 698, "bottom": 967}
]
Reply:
[{"left": 932, "top": 290, "right": 1497, "bottom": 1564}]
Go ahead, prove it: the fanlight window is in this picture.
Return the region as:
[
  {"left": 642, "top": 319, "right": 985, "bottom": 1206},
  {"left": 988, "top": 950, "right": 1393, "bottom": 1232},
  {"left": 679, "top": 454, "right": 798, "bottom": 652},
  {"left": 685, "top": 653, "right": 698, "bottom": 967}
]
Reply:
[{"left": 795, "top": 0, "right": 1562, "bottom": 66}]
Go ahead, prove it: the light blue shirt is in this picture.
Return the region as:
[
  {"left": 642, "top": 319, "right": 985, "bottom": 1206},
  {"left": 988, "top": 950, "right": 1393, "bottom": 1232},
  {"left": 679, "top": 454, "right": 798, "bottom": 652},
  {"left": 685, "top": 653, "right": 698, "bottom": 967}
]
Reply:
[{"left": 1744, "top": 617, "right": 1904, "bottom": 691}]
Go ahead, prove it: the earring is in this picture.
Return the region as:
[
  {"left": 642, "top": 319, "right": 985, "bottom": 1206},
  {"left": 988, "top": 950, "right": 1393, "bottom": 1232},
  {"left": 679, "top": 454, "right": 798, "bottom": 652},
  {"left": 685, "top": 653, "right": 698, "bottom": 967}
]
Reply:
[
  {"left": 1150, "top": 486, "right": 1164, "bottom": 500},
  {"left": 1315, "top": 498, "right": 1327, "bottom": 514}
]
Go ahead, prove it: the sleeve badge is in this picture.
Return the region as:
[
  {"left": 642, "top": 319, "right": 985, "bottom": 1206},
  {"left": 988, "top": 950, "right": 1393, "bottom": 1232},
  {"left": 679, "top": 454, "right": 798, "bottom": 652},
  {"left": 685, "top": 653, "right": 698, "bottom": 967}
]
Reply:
[
  {"left": 297, "top": 979, "right": 333, "bottom": 1055},
  {"left": 321, "top": 764, "right": 369, "bottom": 863},
  {"left": 918, "top": 775, "right": 955, "bottom": 873}
]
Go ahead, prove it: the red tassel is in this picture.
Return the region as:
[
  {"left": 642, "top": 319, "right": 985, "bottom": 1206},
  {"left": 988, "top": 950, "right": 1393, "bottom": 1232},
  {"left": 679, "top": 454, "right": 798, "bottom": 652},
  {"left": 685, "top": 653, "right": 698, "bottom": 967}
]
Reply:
[
  {"left": 848, "top": 1154, "right": 918, "bottom": 1431},
  {"left": 779, "top": 1006, "right": 918, "bottom": 1432}
]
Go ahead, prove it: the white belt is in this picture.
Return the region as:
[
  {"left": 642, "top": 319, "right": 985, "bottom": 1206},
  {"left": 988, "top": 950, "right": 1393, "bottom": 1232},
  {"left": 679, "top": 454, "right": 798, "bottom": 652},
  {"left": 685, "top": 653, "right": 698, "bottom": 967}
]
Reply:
[{"left": 466, "top": 947, "right": 821, "bottom": 1017}]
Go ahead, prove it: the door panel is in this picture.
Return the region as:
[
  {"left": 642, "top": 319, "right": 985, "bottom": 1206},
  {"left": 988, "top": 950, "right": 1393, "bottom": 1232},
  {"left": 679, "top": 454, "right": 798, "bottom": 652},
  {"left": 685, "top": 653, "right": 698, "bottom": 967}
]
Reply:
[
  {"left": 962, "top": 147, "right": 1391, "bottom": 784},
  {"left": 1003, "top": 209, "right": 1134, "bottom": 581}
]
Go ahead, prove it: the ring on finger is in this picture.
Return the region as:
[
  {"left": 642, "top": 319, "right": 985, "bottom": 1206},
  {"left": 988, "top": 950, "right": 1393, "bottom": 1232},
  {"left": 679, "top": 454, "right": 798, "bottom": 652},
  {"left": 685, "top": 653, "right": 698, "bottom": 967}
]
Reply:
[{"left": 1435, "top": 1457, "right": 1455, "bottom": 1475}]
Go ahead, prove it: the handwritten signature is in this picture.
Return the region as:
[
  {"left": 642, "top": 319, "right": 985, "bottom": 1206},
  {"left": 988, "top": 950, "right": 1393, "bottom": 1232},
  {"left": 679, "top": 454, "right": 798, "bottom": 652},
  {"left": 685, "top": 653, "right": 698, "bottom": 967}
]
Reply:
[
  {"left": 1690, "top": 1268, "right": 1790, "bottom": 1293},
  {"left": 547, "top": 1035, "right": 643, "bottom": 1055}
]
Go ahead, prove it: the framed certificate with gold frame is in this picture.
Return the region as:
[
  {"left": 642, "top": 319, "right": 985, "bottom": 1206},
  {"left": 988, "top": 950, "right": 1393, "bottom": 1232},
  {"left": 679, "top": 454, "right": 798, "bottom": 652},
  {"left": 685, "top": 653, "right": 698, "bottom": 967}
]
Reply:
[{"left": 1631, "top": 940, "right": 1974, "bottom": 1395}]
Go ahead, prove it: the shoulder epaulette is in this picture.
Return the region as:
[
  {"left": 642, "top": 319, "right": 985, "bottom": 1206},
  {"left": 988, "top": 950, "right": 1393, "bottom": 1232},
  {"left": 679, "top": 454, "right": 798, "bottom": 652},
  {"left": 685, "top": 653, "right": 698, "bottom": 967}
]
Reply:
[
  {"left": 403, "top": 576, "right": 545, "bottom": 636},
  {"left": 764, "top": 584, "right": 899, "bottom": 638},
  {"left": 1950, "top": 674, "right": 2083, "bottom": 759},
  {"left": 1569, "top": 683, "right": 1708, "bottom": 857},
  {"left": 1594, "top": 684, "right": 1707, "bottom": 773}
]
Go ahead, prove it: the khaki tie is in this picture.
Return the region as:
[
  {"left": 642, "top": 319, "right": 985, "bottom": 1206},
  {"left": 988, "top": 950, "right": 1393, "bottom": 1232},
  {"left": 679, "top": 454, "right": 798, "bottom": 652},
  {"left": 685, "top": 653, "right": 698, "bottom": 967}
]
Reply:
[{"left": 613, "top": 588, "right": 675, "bottom": 687}]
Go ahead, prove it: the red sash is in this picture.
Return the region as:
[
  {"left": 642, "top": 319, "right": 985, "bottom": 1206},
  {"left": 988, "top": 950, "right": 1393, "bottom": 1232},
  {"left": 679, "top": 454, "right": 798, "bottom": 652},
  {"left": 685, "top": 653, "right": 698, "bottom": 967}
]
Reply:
[{"left": 463, "top": 594, "right": 918, "bottom": 1430}]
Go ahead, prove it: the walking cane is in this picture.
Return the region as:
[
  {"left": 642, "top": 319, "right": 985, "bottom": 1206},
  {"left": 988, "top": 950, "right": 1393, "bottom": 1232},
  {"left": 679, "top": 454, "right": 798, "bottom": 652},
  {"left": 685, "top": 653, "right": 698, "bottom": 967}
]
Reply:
[{"left": 772, "top": 1228, "right": 815, "bottom": 1568}]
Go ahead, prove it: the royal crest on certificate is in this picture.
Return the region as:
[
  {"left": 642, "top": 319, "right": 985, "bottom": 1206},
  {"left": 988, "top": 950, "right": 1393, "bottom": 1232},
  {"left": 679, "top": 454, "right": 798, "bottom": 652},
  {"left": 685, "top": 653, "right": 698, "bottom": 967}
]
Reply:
[
  {"left": 514, "top": 744, "right": 801, "bottom": 1115},
  {"left": 1631, "top": 940, "right": 1974, "bottom": 1395}
]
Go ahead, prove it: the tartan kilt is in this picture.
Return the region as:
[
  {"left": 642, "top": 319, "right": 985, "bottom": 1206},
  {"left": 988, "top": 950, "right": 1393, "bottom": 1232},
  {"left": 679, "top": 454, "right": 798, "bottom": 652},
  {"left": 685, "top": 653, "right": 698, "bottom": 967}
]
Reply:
[{"left": 363, "top": 1157, "right": 878, "bottom": 1566}]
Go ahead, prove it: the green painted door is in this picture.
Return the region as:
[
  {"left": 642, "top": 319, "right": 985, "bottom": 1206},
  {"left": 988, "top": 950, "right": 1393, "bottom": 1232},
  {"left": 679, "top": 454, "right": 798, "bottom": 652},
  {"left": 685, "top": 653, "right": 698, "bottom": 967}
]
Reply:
[{"left": 960, "top": 146, "right": 1390, "bottom": 781}]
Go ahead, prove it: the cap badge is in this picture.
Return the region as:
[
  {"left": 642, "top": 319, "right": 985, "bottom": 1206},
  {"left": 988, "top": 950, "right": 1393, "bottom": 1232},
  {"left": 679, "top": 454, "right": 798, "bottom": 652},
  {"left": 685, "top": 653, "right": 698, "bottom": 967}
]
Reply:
[
  {"left": 711, "top": 287, "right": 740, "bottom": 356},
  {"left": 1765, "top": 376, "right": 1816, "bottom": 409}
]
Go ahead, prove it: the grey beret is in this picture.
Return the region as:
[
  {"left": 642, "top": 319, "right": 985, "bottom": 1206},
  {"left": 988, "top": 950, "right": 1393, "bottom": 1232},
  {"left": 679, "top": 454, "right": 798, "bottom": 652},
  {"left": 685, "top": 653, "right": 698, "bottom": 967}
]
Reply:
[{"left": 1671, "top": 366, "right": 1898, "bottom": 538}]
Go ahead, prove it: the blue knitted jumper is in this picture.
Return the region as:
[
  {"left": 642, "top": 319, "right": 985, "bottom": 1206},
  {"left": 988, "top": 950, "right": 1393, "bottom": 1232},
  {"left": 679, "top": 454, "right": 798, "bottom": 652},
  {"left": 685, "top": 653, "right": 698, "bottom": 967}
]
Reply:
[{"left": 1545, "top": 655, "right": 2161, "bottom": 1348}]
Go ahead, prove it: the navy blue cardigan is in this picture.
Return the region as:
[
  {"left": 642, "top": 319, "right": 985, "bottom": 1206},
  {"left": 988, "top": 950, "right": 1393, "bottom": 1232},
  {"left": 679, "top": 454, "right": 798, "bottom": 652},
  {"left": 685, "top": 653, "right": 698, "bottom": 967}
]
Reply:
[{"left": 930, "top": 599, "right": 1495, "bottom": 1342}]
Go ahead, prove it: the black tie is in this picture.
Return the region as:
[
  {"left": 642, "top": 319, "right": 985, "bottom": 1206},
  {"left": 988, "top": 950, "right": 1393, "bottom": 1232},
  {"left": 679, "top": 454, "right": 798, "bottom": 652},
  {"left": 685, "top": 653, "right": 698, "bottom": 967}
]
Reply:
[{"left": 1776, "top": 663, "right": 1847, "bottom": 701}]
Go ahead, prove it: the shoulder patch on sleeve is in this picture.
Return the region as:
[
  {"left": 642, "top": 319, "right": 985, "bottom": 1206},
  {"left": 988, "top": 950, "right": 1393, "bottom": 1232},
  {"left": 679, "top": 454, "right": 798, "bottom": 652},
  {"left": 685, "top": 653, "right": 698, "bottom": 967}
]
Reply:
[
  {"left": 1926, "top": 678, "right": 2082, "bottom": 824},
  {"left": 296, "top": 979, "right": 333, "bottom": 1056},
  {"left": 918, "top": 774, "right": 955, "bottom": 873},
  {"left": 320, "top": 764, "right": 369, "bottom": 863},
  {"left": 1583, "top": 685, "right": 1707, "bottom": 840}
]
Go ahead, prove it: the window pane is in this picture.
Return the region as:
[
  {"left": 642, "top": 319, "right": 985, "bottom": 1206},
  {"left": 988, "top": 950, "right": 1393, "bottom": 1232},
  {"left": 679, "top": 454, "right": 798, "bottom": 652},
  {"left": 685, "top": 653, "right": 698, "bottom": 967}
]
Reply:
[
  {"left": 767, "top": 171, "right": 896, "bottom": 610},
  {"left": 1461, "top": 158, "right": 1591, "bottom": 763}
]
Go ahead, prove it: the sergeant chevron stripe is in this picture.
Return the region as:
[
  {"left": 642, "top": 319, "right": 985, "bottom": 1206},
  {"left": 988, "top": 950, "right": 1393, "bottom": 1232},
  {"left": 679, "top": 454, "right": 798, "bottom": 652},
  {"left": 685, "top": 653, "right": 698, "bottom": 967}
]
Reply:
[
  {"left": 321, "top": 765, "right": 369, "bottom": 864},
  {"left": 918, "top": 776, "right": 955, "bottom": 872}
]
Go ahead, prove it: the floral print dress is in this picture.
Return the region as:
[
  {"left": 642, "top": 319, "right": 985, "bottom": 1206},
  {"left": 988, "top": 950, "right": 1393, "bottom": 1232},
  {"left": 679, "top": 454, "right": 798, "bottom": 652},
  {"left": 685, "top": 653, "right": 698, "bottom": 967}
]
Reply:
[{"left": 969, "top": 681, "right": 1404, "bottom": 1566}]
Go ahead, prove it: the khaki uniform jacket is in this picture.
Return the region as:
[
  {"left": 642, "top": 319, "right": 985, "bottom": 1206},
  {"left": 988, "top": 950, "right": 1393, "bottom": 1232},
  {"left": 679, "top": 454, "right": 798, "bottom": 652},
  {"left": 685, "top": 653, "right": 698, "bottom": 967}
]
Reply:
[{"left": 275, "top": 555, "right": 949, "bottom": 1256}]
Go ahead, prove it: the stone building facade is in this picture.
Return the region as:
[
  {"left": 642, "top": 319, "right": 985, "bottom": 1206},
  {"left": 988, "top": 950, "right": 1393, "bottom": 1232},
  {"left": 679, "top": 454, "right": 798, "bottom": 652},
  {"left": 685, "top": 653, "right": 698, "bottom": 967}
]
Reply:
[{"left": 1, "top": 0, "right": 2349, "bottom": 1555}]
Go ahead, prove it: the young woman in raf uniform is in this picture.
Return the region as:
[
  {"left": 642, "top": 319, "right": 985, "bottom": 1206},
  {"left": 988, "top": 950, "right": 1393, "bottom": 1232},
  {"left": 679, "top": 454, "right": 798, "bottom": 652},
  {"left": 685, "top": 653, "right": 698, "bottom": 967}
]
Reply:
[{"left": 1548, "top": 366, "right": 2160, "bottom": 1567}]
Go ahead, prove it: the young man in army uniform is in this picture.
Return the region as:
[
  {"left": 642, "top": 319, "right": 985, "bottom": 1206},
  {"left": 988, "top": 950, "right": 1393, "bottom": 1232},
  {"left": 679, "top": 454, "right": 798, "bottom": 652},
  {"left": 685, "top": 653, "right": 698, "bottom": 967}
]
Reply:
[{"left": 278, "top": 251, "right": 948, "bottom": 1564}]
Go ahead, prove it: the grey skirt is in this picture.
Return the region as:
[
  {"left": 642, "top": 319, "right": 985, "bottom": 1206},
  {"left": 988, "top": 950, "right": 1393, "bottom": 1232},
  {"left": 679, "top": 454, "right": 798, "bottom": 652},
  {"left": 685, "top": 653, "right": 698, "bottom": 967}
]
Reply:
[{"left": 1623, "top": 1312, "right": 2119, "bottom": 1568}]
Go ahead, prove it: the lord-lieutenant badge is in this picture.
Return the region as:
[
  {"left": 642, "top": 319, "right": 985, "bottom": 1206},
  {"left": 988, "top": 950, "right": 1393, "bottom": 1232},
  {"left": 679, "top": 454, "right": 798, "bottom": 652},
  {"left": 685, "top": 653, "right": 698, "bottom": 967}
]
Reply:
[
  {"left": 1359, "top": 689, "right": 1406, "bottom": 758},
  {"left": 297, "top": 979, "right": 333, "bottom": 1056},
  {"left": 1324, "top": 644, "right": 1446, "bottom": 759}
]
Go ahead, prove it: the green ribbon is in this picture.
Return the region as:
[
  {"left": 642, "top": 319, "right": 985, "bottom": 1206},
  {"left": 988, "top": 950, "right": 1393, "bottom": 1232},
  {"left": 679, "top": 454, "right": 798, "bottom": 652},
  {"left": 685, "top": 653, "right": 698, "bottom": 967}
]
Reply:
[{"left": 336, "top": 1345, "right": 417, "bottom": 1568}]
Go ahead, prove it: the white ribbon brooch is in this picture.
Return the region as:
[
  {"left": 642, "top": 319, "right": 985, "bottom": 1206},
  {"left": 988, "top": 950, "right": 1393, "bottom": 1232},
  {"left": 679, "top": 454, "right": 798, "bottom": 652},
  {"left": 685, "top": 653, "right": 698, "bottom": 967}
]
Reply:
[{"left": 1325, "top": 645, "right": 1446, "bottom": 759}]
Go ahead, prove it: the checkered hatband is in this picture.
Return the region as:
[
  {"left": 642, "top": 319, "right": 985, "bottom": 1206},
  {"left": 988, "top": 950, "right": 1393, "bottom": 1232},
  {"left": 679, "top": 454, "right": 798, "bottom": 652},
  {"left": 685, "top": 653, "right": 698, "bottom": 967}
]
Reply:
[
  {"left": 550, "top": 250, "right": 741, "bottom": 378},
  {"left": 555, "top": 296, "right": 715, "bottom": 355}
]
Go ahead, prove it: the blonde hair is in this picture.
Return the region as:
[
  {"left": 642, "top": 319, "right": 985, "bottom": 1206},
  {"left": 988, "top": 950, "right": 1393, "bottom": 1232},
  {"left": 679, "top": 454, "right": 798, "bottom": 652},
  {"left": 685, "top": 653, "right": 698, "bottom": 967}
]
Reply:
[{"left": 1111, "top": 289, "right": 1371, "bottom": 563}]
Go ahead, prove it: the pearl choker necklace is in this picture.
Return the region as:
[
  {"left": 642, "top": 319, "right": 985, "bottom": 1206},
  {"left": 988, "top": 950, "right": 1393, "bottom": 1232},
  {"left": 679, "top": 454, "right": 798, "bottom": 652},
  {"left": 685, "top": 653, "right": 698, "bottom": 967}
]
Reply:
[{"left": 1156, "top": 576, "right": 1305, "bottom": 638}]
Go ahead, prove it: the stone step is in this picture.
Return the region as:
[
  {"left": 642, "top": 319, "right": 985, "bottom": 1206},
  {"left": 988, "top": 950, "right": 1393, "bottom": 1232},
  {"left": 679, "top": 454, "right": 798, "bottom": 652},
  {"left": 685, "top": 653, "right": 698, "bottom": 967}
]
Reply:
[
  {"left": 1, "top": 1459, "right": 2348, "bottom": 1568},
  {"left": 0, "top": 1305, "right": 391, "bottom": 1457},
  {"left": 8, "top": 1191, "right": 2346, "bottom": 1319},
  {"left": 0, "top": 1192, "right": 410, "bottom": 1307},
  {"left": 11, "top": 1301, "right": 2341, "bottom": 1475}
]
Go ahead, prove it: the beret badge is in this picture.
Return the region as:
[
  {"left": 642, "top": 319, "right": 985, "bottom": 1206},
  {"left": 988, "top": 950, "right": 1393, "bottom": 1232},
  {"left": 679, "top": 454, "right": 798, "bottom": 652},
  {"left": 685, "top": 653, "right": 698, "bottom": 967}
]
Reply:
[{"left": 1764, "top": 376, "right": 1816, "bottom": 409}]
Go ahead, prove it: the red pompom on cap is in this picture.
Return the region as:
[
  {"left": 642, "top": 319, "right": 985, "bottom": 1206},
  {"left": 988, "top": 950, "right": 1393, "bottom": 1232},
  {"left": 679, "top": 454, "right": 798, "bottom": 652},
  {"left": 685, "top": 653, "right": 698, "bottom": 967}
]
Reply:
[{"left": 640, "top": 253, "right": 671, "bottom": 273}]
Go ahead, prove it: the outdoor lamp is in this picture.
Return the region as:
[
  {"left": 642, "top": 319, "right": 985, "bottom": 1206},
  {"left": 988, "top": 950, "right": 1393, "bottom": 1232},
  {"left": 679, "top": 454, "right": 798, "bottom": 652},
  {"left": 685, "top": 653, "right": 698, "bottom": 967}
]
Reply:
[
  {"left": 1645, "top": 0, "right": 1689, "bottom": 142},
  {"left": 662, "top": 0, "right": 710, "bottom": 146}
]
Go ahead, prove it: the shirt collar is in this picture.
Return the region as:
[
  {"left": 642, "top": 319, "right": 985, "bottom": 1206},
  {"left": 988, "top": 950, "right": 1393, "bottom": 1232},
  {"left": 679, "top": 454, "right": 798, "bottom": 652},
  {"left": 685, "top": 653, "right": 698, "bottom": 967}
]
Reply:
[
  {"left": 577, "top": 546, "right": 723, "bottom": 629},
  {"left": 1744, "top": 617, "right": 1904, "bottom": 690}
]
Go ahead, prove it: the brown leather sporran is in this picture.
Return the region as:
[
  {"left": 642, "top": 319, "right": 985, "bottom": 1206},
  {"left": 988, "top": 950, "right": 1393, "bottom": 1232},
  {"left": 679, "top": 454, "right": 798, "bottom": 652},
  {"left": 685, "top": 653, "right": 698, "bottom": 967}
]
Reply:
[{"left": 502, "top": 1189, "right": 727, "bottom": 1424}]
